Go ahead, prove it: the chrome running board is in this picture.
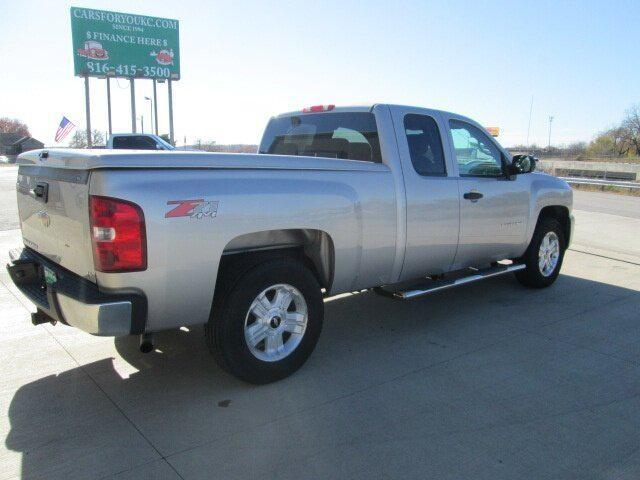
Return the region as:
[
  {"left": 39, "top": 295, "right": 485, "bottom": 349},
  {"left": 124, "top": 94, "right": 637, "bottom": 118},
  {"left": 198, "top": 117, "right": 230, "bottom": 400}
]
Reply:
[{"left": 385, "top": 263, "right": 526, "bottom": 300}]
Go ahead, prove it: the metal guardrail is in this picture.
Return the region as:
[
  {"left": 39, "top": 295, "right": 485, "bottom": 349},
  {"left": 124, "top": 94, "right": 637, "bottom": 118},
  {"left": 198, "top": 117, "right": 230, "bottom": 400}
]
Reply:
[{"left": 559, "top": 177, "right": 640, "bottom": 190}]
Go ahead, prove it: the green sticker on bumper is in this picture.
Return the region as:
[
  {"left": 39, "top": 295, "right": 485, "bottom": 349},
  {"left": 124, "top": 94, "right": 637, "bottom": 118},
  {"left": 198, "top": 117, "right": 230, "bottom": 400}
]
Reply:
[{"left": 43, "top": 266, "right": 57, "bottom": 285}]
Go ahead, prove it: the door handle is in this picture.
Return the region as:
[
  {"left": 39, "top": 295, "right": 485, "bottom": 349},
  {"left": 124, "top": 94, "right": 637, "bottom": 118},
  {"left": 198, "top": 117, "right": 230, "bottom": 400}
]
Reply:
[{"left": 463, "top": 191, "right": 483, "bottom": 201}]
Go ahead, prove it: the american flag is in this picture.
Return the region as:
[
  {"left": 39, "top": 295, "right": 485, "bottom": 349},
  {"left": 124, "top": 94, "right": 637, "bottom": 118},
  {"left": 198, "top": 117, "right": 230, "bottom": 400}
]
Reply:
[{"left": 55, "top": 117, "right": 75, "bottom": 143}]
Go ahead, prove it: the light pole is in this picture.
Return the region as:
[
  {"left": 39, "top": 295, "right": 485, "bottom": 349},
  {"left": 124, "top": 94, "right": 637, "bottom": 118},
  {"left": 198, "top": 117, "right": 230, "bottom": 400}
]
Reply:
[
  {"left": 145, "top": 96, "right": 153, "bottom": 135},
  {"left": 526, "top": 94, "right": 533, "bottom": 147},
  {"left": 138, "top": 116, "right": 144, "bottom": 133},
  {"left": 548, "top": 115, "right": 554, "bottom": 149}
]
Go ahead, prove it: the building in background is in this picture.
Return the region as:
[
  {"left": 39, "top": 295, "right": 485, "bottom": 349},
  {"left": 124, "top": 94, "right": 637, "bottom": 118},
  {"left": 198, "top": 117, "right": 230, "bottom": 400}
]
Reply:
[{"left": 0, "top": 134, "right": 44, "bottom": 161}]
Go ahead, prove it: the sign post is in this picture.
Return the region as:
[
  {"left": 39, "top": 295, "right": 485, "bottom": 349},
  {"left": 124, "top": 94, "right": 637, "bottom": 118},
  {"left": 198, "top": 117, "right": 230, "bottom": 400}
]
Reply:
[
  {"left": 168, "top": 79, "right": 174, "bottom": 144},
  {"left": 130, "top": 78, "right": 137, "bottom": 133},
  {"left": 84, "top": 75, "right": 92, "bottom": 147},
  {"left": 106, "top": 76, "right": 112, "bottom": 136}
]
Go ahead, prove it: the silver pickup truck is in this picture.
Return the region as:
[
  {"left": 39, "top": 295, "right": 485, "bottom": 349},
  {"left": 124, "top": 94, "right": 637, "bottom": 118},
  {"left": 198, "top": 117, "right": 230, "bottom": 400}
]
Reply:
[{"left": 8, "top": 104, "right": 573, "bottom": 383}]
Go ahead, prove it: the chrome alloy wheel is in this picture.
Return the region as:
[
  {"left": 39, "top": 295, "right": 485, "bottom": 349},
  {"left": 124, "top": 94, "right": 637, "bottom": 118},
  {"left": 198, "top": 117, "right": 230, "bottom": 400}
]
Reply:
[
  {"left": 538, "top": 231, "right": 560, "bottom": 277},
  {"left": 243, "top": 283, "right": 308, "bottom": 362}
]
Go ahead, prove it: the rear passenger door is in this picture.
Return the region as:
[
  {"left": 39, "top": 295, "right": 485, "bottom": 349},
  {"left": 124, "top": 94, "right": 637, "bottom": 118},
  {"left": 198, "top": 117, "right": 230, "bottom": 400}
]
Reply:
[{"left": 391, "top": 108, "right": 460, "bottom": 280}]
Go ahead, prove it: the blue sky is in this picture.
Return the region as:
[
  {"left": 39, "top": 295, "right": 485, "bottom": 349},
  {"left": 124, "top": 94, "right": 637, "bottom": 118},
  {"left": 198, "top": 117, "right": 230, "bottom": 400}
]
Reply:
[{"left": 1, "top": 0, "right": 639, "bottom": 147}]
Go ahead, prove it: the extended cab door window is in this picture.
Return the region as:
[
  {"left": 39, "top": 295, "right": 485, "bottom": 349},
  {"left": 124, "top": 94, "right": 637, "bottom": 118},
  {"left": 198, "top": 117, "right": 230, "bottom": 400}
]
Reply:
[
  {"left": 404, "top": 114, "right": 446, "bottom": 176},
  {"left": 449, "top": 120, "right": 503, "bottom": 177}
]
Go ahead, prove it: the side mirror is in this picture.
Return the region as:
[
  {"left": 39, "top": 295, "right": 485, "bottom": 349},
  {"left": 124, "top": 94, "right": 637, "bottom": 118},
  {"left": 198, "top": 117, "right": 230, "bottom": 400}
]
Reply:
[
  {"left": 511, "top": 154, "right": 537, "bottom": 174},
  {"left": 155, "top": 144, "right": 164, "bottom": 150}
]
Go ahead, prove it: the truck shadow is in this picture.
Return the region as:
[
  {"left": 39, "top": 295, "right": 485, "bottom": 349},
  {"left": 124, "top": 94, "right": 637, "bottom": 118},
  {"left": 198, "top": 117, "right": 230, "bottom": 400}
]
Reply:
[{"left": 5, "top": 272, "right": 640, "bottom": 479}]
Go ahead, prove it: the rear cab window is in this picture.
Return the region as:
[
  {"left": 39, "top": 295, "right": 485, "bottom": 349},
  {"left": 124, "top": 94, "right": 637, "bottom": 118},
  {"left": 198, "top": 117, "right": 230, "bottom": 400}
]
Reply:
[
  {"left": 112, "top": 136, "right": 158, "bottom": 150},
  {"left": 259, "top": 112, "right": 382, "bottom": 163}
]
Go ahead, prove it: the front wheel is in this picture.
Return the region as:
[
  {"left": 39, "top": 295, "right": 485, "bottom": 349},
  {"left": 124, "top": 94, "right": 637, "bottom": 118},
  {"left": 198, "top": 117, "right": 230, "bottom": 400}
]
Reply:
[
  {"left": 515, "top": 217, "right": 566, "bottom": 288},
  {"left": 206, "top": 258, "right": 323, "bottom": 384}
]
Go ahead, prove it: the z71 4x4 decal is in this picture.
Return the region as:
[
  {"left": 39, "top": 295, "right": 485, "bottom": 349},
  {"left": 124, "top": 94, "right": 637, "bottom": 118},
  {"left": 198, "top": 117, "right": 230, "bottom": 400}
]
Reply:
[{"left": 165, "top": 200, "right": 219, "bottom": 219}]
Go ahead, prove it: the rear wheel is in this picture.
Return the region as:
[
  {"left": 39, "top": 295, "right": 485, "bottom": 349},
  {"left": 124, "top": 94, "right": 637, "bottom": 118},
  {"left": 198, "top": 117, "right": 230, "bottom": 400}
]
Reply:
[
  {"left": 515, "top": 217, "right": 565, "bottom": 288},
  {"left": 206, "top": 258, "right": 323, "bottom": 384}
]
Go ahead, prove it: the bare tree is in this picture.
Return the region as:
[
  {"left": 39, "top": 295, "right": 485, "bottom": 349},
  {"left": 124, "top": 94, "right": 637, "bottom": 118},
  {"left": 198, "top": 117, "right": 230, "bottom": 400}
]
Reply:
[
  {"left": 610, "top": 126, "right": 630, "bottom": 156},
  {"left": 587, "top": 104, "right": 640, "bottom": 157},
  {"left": 566, "top": 142, "right": 587, "bottom": 156},
  {"left": 622, "top": 104, "right": 640, "bottom": 155},
  {"left": 0, "top": 118, "right": 30, "bottom": 137},
  {"left": 68, "top": 130, "right": 105, "bottom": 148}
]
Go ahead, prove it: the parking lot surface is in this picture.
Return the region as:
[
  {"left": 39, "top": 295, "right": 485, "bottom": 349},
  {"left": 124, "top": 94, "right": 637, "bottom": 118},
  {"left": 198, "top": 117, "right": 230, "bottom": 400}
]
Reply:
[{"left": 0, "top": 164, "right": 639, "bottom": 479}]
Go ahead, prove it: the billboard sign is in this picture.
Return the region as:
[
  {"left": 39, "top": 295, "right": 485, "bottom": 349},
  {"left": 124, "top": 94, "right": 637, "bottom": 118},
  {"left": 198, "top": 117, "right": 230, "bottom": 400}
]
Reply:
[
  {"left": 485, "top": 126, "right": 500, "bottom": 137},
  {"left": 71, "top": 7, "right": 180, "bottom": 79}
]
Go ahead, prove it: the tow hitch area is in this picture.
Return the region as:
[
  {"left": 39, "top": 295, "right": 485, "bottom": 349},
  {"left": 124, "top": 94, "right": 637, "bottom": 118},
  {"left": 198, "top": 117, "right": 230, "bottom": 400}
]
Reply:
[{"left": 31, "top": 309, "right": 56, "bottom": 326}]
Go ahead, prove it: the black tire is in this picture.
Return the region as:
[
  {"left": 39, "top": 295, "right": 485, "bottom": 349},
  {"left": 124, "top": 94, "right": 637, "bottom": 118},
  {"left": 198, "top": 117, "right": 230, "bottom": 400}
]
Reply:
[
  {"left": 515, "top": 217, "right": 565, "bottom": 288},
  {"left": 206, "top": 258, "right": 323, "bottom": 384}
]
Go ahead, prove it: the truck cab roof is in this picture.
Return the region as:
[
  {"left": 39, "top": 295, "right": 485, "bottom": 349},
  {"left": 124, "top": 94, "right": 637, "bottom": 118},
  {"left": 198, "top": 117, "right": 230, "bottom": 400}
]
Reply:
[{"left": 275, "top": 104, "right": 464, "bottom": 119}]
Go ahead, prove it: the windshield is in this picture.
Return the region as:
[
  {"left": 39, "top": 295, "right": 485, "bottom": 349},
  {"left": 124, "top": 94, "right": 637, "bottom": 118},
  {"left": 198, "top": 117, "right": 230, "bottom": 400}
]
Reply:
[
  {"left": 259, "top": 112, "right": 382, "bottom": 163},
  {"left": 155, "top": 136, "right": 175, "bottom": 150}
]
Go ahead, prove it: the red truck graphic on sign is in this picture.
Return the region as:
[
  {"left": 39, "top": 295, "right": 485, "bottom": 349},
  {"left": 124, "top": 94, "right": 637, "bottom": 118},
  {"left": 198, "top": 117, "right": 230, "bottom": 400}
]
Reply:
[
  {"left": 77, "top": 41, "right": 109, "bottom": 60},
  {"left": 150, "top": 48, "right": 174, "bottom": 66}
]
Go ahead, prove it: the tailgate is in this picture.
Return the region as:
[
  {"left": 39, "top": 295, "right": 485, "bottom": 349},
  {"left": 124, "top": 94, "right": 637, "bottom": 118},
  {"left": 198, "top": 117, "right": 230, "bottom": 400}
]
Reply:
[{"left": 16, "top": 154, "right": 95, "bottom": 282}]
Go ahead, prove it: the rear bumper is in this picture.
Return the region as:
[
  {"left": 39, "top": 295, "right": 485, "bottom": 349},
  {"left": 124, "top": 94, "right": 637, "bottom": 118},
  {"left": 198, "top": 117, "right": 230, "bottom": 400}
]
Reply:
[{"left": 6, "top": 247, "right": 146, "bottom": 336}]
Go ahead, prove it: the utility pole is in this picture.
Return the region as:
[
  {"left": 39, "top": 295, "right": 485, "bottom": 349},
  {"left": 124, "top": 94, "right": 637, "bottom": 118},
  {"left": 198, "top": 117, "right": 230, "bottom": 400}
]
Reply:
[
  {"left": 526, "top": 95, "right": 533, "bottom": 147},
  {"left": 548, "top": 115, "right": 554, "bottom": 149}
]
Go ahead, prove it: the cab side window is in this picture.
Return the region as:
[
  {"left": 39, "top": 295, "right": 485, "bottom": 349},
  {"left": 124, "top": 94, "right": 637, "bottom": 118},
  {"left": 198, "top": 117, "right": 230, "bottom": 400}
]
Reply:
[
  {"left": 449, "top": 120, "right": 503, "bottom": 177},
  {"left": 403, "top": 114, "right": 446, "bottom": 176}
]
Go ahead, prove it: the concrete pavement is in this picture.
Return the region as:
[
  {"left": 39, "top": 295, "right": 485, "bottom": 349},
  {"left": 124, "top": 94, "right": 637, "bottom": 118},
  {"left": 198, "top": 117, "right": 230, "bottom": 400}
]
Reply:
[
  {"left": 572, "top": 190, "right": 640, "bottom": 264},
  {"left": 573, "top": 189, "right": 640, "bottom": 220},
  {"left": 1, "top": 164, "right": 639, "bottom": 479},
  {"left": 0, "top": 166, "right": 20, "bottom": 232}
]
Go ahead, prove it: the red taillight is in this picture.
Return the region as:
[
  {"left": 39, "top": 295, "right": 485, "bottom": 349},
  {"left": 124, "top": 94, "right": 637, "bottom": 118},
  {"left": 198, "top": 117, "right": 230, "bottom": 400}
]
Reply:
[
  {"left": 89, "top": 195, "right": 147, "bottom": 272},
  {"left": 302, "top": 104, "right": 335, "bottom": 113}
]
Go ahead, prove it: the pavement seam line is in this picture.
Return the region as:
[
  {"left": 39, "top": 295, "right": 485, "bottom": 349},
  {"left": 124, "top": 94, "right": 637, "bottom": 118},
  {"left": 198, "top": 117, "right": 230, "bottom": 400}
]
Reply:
[
  {"left": 8, "top": 299, "right": 186, "bottom": 480},
  {"left": 97, "top": 458, "right": 182, "bottom": 480},
  {"left": 0, "top": 277, "right": 36, "bottom": 312},
  {"left": 568, "top": 247, "right": 640, "bottom": 267},
  {"left": 73, "top": 367, "right": 186, "bottom": 480}
]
